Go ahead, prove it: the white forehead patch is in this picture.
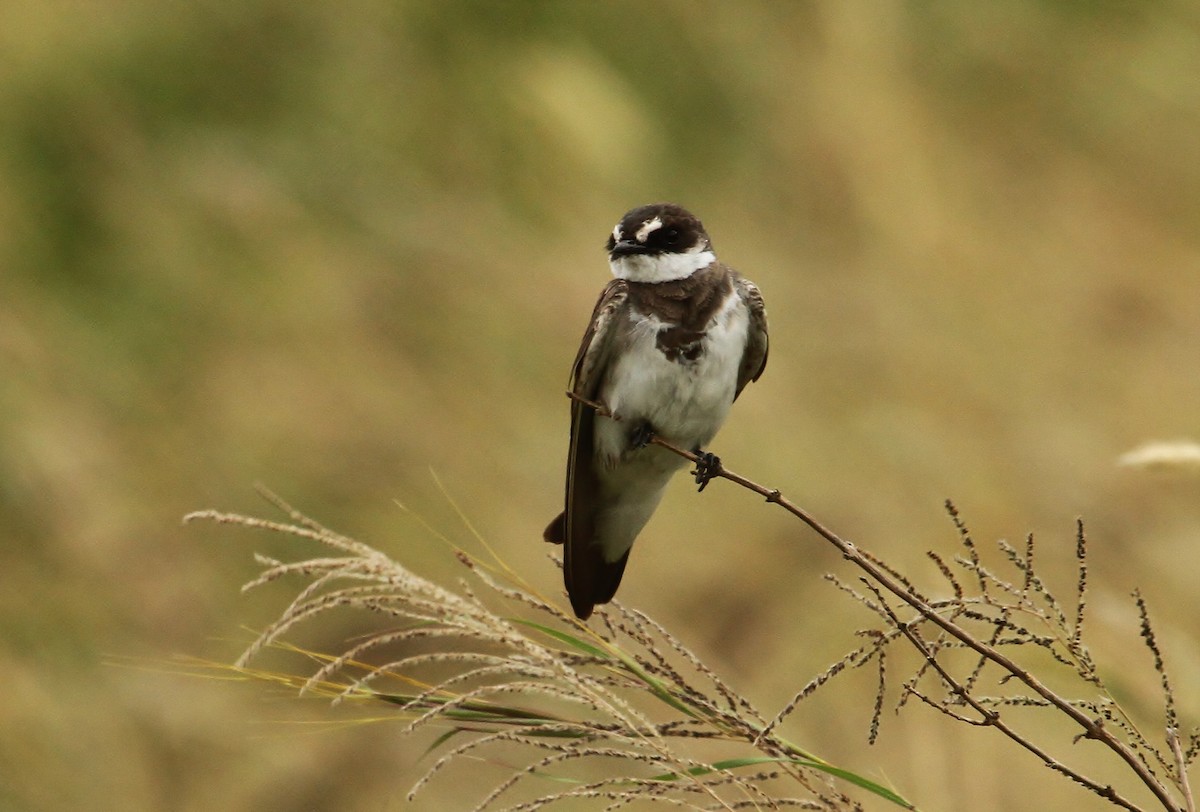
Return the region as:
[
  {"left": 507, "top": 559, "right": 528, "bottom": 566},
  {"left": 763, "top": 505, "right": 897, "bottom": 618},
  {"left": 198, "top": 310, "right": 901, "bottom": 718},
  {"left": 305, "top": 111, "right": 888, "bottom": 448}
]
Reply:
[
  {"left": 635, "top": 216, "right": 663, "bottom": 244},
  {"left": 612, "top": 224, "right": 622, "bottom": 242}
]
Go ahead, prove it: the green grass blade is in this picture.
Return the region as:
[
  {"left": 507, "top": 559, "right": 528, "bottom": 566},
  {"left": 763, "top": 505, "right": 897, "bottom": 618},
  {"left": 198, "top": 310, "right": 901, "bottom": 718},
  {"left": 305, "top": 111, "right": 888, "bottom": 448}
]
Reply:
[
  {"left": 509, "top": 618, "right": 698, "bottom": 718},
  {"left": 509, "top": 619, "right": 613, "bottom": 659},
  {"left": 648, "top": 756, "right": 916, "bottom": 809}
]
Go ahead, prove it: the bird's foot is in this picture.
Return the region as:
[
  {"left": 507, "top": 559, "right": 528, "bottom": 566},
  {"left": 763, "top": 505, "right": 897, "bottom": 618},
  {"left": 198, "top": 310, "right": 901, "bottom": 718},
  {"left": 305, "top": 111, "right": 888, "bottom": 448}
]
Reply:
[
  {"left": 692, "top": 450, "right": 723, "bottom": 492},
  {"left": 630, "top": 421, "right": 656, "bottom": 450}
]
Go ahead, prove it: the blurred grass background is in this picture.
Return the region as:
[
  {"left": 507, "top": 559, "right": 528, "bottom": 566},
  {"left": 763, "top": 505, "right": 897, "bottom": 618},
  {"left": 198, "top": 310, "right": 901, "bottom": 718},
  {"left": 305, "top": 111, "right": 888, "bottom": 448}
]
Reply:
[{"left": 2, "top": 1, "right": 1199, "bottom": 809}]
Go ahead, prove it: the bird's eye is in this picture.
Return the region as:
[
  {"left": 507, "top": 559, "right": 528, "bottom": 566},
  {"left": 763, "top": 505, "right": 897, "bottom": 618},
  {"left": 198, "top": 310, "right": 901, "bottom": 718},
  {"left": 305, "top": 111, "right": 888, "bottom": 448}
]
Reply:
[{"left": 661, "top": 227, "right": 681, "bottom": 245}]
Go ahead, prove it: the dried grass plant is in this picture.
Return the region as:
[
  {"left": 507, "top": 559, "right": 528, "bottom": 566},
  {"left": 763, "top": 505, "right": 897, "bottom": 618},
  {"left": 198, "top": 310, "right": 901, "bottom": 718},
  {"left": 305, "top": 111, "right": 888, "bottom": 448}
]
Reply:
[
  {"left": 186, "top": 485, "right": 902, "bottom": 812},
  {"left": 186, "top": 410, "right": 1196, "bottom": 811}
]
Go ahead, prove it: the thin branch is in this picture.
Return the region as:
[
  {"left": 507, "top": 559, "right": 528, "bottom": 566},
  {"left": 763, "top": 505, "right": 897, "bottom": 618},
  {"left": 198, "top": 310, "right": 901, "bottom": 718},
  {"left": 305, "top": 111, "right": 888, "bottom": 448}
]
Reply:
[
  {"left": 1169, "top": 727, "right": 1197, "bottom": 812},
  {"left": 566, "top": 391, "right": 1184, "bottom": 812},
  {"left": 859, "top": 582, "right": 1140, "bottom": 811}
]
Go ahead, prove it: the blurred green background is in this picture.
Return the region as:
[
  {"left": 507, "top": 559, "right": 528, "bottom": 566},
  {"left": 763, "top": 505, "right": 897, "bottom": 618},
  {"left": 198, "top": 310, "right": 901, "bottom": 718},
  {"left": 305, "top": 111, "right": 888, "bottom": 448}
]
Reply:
[{"left": 2, "top": 1, "right": 1199, "bottom": 809}]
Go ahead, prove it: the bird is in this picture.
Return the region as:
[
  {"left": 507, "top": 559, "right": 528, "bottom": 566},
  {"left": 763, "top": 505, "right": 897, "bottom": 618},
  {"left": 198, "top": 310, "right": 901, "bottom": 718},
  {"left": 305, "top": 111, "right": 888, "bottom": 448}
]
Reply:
[{"left": 543, "top": 202, "right": 769, "bottom": 619}]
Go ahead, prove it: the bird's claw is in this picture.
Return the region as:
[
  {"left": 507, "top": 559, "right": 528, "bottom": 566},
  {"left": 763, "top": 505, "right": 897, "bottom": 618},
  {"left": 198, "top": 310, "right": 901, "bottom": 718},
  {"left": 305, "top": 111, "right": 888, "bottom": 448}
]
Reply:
[
  {"left": 692, "top": 451, "right": 722, "bottom": 491},
  {"left": 630, "top": 422, "right": 656, "bottom": 449}
]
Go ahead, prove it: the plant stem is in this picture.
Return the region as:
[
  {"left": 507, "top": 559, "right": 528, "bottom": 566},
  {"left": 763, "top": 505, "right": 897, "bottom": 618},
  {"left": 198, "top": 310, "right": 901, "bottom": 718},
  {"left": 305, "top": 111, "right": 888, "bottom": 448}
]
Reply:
[{"left": 566, "top": 392, "right": 1183, "bottom": 812}]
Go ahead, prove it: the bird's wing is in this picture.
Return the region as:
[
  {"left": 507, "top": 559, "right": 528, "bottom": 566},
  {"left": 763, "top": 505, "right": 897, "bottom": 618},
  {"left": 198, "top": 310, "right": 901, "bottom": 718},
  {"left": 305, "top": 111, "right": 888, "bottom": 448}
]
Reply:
[
  {"left": 569, "top": 279, "right": 629, "bottom": 402},
  {"left": 733, "top": 275, "right": 769, "bottom": 400},
  {"left": 544, "top": 279, "right": 630, "bottom": 619}
]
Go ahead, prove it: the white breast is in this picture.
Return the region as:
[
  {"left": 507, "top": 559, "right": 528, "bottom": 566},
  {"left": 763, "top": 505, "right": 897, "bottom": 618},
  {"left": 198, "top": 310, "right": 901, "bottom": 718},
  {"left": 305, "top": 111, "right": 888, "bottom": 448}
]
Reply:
[{"left": 596, "top": 289, "right": 749, "bottom": 463}]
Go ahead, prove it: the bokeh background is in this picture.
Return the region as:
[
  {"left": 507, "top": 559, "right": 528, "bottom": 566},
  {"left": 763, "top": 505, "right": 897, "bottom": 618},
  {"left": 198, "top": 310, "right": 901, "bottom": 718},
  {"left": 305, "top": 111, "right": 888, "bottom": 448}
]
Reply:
[{"left": 3, "top": 2, "right": 1198, "bottom": 810}]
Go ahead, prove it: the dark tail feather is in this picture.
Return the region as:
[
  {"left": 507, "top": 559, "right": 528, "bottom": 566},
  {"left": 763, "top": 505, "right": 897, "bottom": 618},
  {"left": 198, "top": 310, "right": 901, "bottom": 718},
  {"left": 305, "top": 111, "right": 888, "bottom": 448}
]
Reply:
[
  {"left": 547, "top": 509, "right": 628, "bottom": 619},
  {"left": 556, "top": 395, "right": 630, "bottom": 619},
  {"left": 565, "top": 541, "right": 631, "bottom": 620},
  {"left": 543, "top": 512, "right": 566, "bottom": 544}
]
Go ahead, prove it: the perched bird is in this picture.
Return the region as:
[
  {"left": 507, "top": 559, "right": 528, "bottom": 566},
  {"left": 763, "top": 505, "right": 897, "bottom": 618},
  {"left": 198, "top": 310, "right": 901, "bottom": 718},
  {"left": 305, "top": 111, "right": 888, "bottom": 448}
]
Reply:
[{"left": 544, "top": 203, "right": 768, "bottom": 619}]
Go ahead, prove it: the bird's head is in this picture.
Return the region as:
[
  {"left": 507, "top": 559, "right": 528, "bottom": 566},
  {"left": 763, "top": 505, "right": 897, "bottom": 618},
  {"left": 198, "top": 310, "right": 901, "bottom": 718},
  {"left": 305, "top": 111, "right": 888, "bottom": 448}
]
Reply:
[{"left": 606, "top": 203, "right": 715, "bottom": 283}]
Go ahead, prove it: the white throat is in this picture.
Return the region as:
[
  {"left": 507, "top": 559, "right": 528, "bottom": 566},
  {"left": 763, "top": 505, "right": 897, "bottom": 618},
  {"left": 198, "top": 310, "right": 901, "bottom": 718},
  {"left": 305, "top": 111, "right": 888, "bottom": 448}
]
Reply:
[{"left": 609, "top": 248, "right": 716, "bottom": 283}]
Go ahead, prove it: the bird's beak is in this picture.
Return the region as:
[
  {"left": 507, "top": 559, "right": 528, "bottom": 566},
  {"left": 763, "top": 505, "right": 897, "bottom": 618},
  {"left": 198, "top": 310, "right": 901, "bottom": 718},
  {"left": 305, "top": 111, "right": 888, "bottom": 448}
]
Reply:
[{"left": 609, "top": 239, "right": 651, "bottom": 257}]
